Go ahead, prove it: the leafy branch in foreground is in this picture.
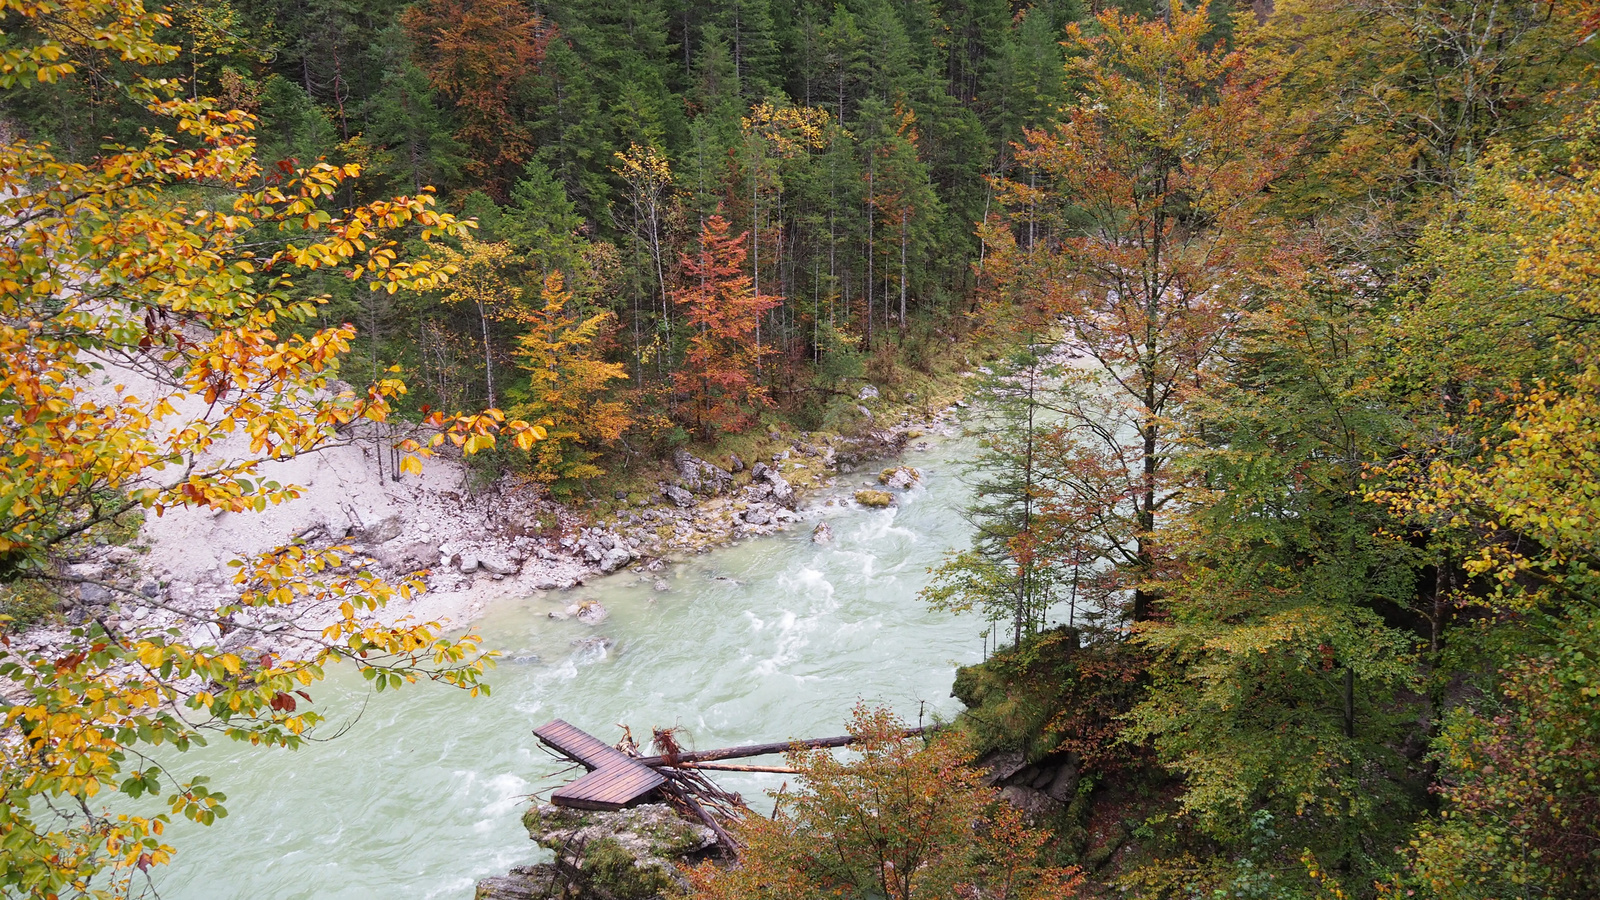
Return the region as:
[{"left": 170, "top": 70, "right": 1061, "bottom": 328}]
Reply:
[{"left": 0, "top": 1, "right": 541, "bottom": 896}]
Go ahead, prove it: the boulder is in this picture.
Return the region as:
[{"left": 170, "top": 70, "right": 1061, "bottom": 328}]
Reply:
[
  {"left": 858, "top": 383, "right": 880, "bottom": 400},
  {"left": 811, "top": 521, "right": 834, "bottom": 544},
  {"left": 833, "top": 430, "right": 910, "bottom": 467},
  {"left": 353, "top": 513, "right": 403, "bottom": 546},
  {"left": 480, "top": 554, "right": 521, "bottom": 577},
  {"left": 660, "top": 484, "right": 696, "bottom": 508},
  {"left": 598, "top": 546, "right": 634, "bottom": 574},
  {"left": 999, "top": 785, "right": 1064, "bottom": 822},
  {"left": 727, "top": 453, "right": 745, "bottom": 473},
  {"left": 763, "top": 470, "right": 797, "bottom": 509},
  {"left": 673, "top": 450, "right": 733, "bottom": 495},
  {"left": 65, "top": 562, "right": 107, "bottom": 581},
  {"left": 1045, "top": 761, "right": 1080, "bottom": 802},
  {"left": 977, "top": 749, "right": 1029, "bottom": 785},
  {"left": 879, "top": 466, "right": 922, "bottom": 490},
  {"left": 749, "top": 461, "right": 770, "bottom": 482},
  {"left": 854, "top": 489, "right": 894, "bottom": 508},
  {"left": 523, "top": 804, "right": 717, "bottom": 898},
  {"left": 742, "top": 506, "right": 772, "bottom": 527},
  {"left": 373, "top": 539, "right": 441, "bottom": 574},
  {"left": 458, "top": 553, "right": 481, "bottom": 575},
  {"left": 78, "top": 582, "right": 113, "bottom": 607}
]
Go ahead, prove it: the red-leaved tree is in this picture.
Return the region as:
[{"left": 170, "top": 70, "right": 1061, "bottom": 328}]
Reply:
[{"left": 673, "top": 215, "right": 781, "bottom": 439}]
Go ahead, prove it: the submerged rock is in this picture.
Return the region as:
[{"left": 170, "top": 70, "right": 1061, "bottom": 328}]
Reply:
[
  {"left": 568, "top": 600, "right": 609, "bottom": 625},
  {"left": 811, "top": 521, "right": 834, "bottom": 544}
]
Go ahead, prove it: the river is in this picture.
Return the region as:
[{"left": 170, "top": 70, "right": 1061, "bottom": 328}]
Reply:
[{"left": 149, "top": 434, "right": 987, "bottom": 899}]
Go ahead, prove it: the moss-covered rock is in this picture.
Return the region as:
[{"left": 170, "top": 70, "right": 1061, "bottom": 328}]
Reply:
[
  {"left": 521, "top": 803, "right": 716, "bottom": 899},
  {"left": 854, "top": 489, "right": 894, "bottom": 508}
]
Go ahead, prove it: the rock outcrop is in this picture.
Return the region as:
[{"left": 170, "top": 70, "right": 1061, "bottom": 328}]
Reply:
[
  {"left": 476, "top": 804, "right": 717, "bottom": 900},
  {"left": 673, "top": 450, "right": 733, "bottom": 495}
]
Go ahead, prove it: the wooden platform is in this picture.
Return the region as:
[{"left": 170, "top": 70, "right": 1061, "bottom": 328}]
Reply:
[{"left": 534, "top": 719, "right": 666, "bottom": 811}]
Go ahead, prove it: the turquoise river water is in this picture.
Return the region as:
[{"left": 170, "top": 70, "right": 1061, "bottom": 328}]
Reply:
[{"left": 149, "top": 435, "right": 988, "bottom": 899}]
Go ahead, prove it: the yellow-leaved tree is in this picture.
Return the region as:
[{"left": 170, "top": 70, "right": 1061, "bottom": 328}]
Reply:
[
  {"left": 510, "top": 272, "right": 632, "bottom": 488},
  {"left": 0, "top": 2, "right": 540, "bottom": 896}
]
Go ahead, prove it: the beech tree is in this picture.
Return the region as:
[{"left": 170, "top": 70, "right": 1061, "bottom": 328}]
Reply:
[
  {"left": 0, "top": 3, "right": 537, "bottom": 895},
  {"left": 672, "top": 215, "right": 780, "bottom": 439},
  {"left": 989, "top": 2, "right": 1291, "bottom": 623}
]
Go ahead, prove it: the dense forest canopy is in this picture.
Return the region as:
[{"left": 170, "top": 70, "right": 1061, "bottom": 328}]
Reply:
[{"left": 4, "top": 0, "right": 1600, "bottom": 898}]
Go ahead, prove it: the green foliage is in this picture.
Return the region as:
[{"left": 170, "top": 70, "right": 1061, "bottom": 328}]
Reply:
[
  {"left": 0, "top": 581, "right": 58, "bottom": 632},
  {"left": 953, "top": 628, "right": 1146, "bottom": 776}
]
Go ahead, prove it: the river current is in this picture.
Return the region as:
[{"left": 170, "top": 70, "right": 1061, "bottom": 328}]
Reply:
[{"left": 150, "top": 434, "right": 987, "bottom": 899}]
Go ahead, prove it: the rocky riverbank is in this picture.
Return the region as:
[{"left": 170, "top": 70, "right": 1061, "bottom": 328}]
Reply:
[{"left": 6, "top": 398, "right": 958, "bottom": 669}]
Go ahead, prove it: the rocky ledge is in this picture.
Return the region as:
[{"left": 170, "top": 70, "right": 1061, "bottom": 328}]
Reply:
[{"left": 476, "top": 804, "right": 717, "bottom": 900}]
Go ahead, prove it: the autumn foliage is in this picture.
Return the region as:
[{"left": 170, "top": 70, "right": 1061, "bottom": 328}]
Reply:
[
  {"left": 0, "top": 2, "right": 536, "bottom": 895},
  {"left": 510, "top": 272, "right": 632, "bottom": 486},
  {"left": 689, "top": 705, "right": 1083, "bottom": 900},
  {"left": 402, "top": 0, "right": 552, "bottom": 192},
  {"left": 673, "top": 215, "right": 780, "bottom": 439}
]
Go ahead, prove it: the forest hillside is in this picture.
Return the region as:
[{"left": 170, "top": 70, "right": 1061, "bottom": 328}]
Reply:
[{"left": 2, "top": 1, "right": 1599, "bottom": 899}]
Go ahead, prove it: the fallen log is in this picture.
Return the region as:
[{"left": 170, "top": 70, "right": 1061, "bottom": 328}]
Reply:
[
  {"left": 678, "top": 762, "right": 800, "bottom": 774},
  {"left": 636, "top": 726, "right": 928, "bottom": 767}
]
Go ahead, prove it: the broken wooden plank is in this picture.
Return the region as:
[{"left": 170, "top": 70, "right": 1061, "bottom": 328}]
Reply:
[{"left": 535, "top": 719, "right": 666, "bottom": 811}]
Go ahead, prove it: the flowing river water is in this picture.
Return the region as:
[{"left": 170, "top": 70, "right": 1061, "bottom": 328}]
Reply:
[{"left": 149, "top": 433, "right": 991, "bottom": 900}]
